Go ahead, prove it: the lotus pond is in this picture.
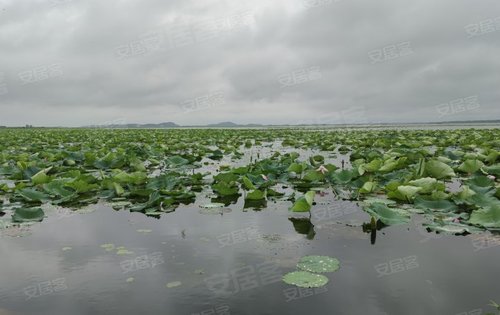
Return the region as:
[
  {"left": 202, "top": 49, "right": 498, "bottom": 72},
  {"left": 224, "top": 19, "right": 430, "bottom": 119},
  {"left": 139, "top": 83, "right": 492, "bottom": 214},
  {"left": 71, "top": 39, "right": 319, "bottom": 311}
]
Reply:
[{"left": 1, "top": 127, "right": 500, "bottom": 315}]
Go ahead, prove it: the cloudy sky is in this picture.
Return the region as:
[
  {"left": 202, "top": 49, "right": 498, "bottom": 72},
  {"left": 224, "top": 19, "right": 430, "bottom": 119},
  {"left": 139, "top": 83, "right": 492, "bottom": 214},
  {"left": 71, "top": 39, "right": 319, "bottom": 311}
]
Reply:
[{"left": 0, "top": 0, "right": 499, "bottom": 127}]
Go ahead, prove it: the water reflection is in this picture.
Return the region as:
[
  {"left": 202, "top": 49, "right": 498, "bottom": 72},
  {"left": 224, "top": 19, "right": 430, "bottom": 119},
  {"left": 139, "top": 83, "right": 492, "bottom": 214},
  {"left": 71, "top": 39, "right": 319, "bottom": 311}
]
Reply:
[
  {"left": 362, "top": 219, "right": 386, "bottom": 245},
  {"left": 289, "top": 218, "right": 316, "bottom": 240},
  {"left": 1, "top": 201, "right": 499, "bottom": 315}
]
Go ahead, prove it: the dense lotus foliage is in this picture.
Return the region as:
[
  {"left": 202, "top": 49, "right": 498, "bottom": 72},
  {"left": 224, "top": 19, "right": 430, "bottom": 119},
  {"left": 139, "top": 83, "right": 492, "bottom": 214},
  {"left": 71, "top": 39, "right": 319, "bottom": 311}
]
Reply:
[{"left": 1, "top": 128, "right": 500, "bottom": 234}]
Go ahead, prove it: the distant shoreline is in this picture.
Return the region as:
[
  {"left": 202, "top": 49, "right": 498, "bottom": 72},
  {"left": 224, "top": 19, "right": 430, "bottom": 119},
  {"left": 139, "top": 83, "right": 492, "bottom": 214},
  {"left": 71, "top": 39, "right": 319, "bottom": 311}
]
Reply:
[{"left": 1, "top": 120, "right": 500, "bottom": 130}]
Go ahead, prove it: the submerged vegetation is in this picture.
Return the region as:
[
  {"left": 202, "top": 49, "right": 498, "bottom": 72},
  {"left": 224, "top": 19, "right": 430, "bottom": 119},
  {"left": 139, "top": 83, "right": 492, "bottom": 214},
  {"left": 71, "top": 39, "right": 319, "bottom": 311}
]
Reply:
[{"left": 1, "top": 128, "right": 500, "bottom": 238}]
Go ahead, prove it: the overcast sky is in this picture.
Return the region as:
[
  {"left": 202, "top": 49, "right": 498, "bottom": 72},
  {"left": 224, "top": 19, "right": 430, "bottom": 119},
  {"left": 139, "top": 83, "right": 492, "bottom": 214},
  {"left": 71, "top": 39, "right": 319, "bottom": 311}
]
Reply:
[{"left": 0, "top": 0, "right": 499, "bottom": 127}]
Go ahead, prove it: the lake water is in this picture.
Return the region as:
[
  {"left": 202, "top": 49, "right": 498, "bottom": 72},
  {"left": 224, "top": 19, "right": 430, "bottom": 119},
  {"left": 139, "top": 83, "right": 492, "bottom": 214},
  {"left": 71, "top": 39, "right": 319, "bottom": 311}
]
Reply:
[
  {"left": 1, "top": 130, "right": 500, "bottom": 315},
  {"left": 1, "top": 192, "right": 499, "bottom": 315}
]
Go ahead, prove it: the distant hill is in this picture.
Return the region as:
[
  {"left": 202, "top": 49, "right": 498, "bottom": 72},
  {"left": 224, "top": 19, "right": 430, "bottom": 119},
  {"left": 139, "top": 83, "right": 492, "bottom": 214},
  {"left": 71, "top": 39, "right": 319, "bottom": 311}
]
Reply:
[
  {"left": 89, "top": 122, "right": 180, "bottom": 128},
  {"left": 205, "top": 121, "right": 239, "bottom": 127},
  {"left": 81, "top": 119, "right": 500, "bottom": 129},
  {"left": 204, "top": 122, "right": 264, "bottom": 128},
  {"left": 87, "top": 121, "right": 265, "bottom": 128}
]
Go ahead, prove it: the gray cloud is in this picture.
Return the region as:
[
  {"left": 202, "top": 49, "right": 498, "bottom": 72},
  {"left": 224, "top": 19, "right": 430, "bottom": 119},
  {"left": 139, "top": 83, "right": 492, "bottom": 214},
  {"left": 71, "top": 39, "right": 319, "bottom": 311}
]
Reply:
[{"left": 0, "top": 0, "right": 499, "bottom": 126}]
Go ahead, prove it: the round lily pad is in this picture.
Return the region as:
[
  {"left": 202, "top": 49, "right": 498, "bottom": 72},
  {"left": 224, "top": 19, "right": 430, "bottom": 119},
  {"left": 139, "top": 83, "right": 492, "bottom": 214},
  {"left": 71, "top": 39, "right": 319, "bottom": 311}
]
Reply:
[
  {"left": 198, "top": 207, "right": 232, "bottom": 215},
  {"left": 200, "top": 203, "right": 225, "bottom": 209},
  {"left": 166, "top": 281, "right": 182, "bottom": 288},
  {"left": 282, "top": 271, "right": 329, "bottom": 288},
  {"left": 117, "top": 249, "right": 134, "bottom": 255},
  {"left": 297, "top": 255, "right": 340, "bottom": 273},
  {"left": 11, "top": 207, "right": 45, "bottom": 223}
]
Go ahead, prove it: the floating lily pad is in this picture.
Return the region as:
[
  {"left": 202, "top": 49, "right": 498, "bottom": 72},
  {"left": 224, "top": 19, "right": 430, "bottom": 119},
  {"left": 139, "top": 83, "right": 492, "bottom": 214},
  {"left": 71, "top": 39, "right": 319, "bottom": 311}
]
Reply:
[
  {"left": 166, "top": 281, "right": 182, "bottom": 288},
  {"left": 363, "top": 198, "right": 396, "bottom": 206},
  {"left": 424, "top": 222, "right": 482, "bottom": 234},
  {"left": 101, "top": 243, "right": 115, "bottom": 251},
  {"left": 363, "top": 203, "right": 410, "bottom": 225},
  {"left": 11, "top": 207, "right": 45, "bottom": 223},
  {"left": 246, "top": 190, "right": 266, "bottom": 200},
  {"left": 469, "top": 204, "right": 500, "bottom": 229},
  {"left": 116, "top": 246, "right": 134, "bottom": 255},
  {"left": 297, "top": 255, "right": 340, "bottom": 273},
  {"left": 414, "top": 197, "right": 458, "bottom": 213},
  {"left": 199, "top": 203, "right": 225, "bottom": 209},
  {"left": 198, "top": 207, "right": 232, "bottom": 215},
  {"left": 282, "top": 271, "right": 329, "bottom": 288}
]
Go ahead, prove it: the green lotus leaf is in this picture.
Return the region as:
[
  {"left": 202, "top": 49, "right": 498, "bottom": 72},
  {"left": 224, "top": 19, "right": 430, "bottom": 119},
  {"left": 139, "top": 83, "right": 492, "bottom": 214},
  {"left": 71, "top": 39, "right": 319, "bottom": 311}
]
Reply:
[
  {"left": 113, "top": 171, "right": 147, "bottom": 185},
  {"left": 166, "top": 281, "right": 182, "bottom": 288},
  {"left": 363, "top": 203, "right": 410, "bottom": 225},
  {"left": 31, "top": 167, "right": 52, "bottom": 185},
  {"left": 212, "top": 181, "right": 239, "bottom": 196},
  {"left": 12, "top": 207, "right": 45, "bottom": 223},
  {"left": 425, "top": 160, "right": 456, "bottom": 179},
  {"left": 200, "top": 203, "right": 225, "bottom": 209},
  {"left": 397, "top": 185, "right": 422, "bottom": 200},
  {"left": 199, "top": 207, "right": 232, "bottom": 215},
  {"left": 362, "top": 198, "right": 396, "bottom": 206},
  {"left": 146, "top": 174, "right": 180, "bottom": 191},
  {"left": 246, "top": 190, "right": 266, "bottom": 200},
  {"left": 408, "top": 177, "right": 438, "bottom": 194},
  {"left": 113, "top": 182, "right": 125, "bottom": 196},
  {"left": 287, "top": 163, "right": 305, "bottom": 174},
  {"left": 379, "top": 158, "right": 399, "bottom": 172},
  {"left": 469, "top": 204, "right": 500, "bottom": 228},
  {"left": 453, "top": 185, "right": 476, "bottom": 202},
  {"left": 282, "top": 271, "right": 329, "bottom": 288},
  {"left": 458, "top": 159, "right": 484, "bottom": 173},
  {"left": 242, "top": 176, "right": 256, "bottom": 190},
  {"left": 42, "top": 179, "right": 73, "bottom": 195},
  {"left": 64, "top": 179, "right": 99, "bottom": 194},
  {"left": 359, "top": 159, "right": 382, "bottom": 175},
  {"left": 303, "top": 170, "right": 325, "bottom": 182},
  {"left": 267, "top": 189, "right": 285, "bottom": 197},
  {"left": 166, "top": 155, "right": 190, "bottom": 167},
  {"left": 290, "top": 191, "right": 315, "bottom": 212},
  {"left": 414, "top": 197, "right": 458, "bottom": 212},
  {"left": 297, "top": 255, "right": 340, "bottom": 273},
  {"left": 16, "top": 188, "right": 49, "bottom": 202},
  {"left": 330, "top": 170, "right": 355, "bottom": 184},
  {"left": 214, "top": 172, "right": 239, "bottom": 183},
  {"left": 359, "top": 181, "right": 377, "bottom": 194},
  {"left": 423, "top": 222, "right": 482, "bottom": 234},
  {"left": 310, "top": 155, "right": 325, "bottom": 166},
  {"left": 469, "top": 193, "right": 500, "bottom": 209},
  {"left": 484, "top": 164, "right": 500, "bottom": 176}
]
